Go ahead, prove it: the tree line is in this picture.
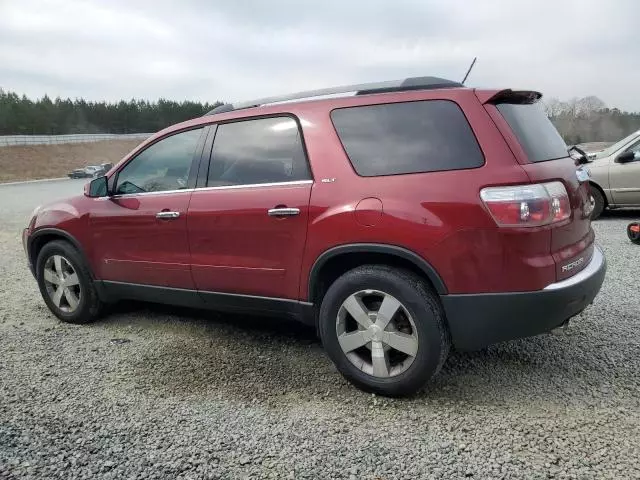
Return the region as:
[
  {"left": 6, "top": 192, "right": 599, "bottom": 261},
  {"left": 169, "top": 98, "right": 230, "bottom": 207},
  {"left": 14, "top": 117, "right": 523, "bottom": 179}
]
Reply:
[
  {"left": 0, "top": 89, "right": 222, "bottom": 135},
  {"left": 544, "top": 96, "right": 640, "bottom": 145},
  {"left": 1, "top": 88, "right": 639, "bottom": 144}
]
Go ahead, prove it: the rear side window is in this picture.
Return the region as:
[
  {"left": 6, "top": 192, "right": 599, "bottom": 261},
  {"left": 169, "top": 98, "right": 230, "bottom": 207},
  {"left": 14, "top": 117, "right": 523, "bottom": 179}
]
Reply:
[
  {"left": 331, "top": 100, "right": 484, "bottom": 177},
  {"left": 497, "top": 103, "right": 567, "bottom": 163},
  {"left": 207, "top": 116, "right": 310, "bottom": 186}
]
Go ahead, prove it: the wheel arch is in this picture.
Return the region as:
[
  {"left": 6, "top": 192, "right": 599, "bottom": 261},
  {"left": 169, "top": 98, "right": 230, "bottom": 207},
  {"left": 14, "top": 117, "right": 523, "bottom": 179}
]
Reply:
[
  {"left": 589, "top": 181, "right": 608, "bottom": 206},
  {"left": 308, "top": 244, "right": 447, "bottom": 305},
  {"left": 28, "top": 228, "right": 95, "bottom": 280}
]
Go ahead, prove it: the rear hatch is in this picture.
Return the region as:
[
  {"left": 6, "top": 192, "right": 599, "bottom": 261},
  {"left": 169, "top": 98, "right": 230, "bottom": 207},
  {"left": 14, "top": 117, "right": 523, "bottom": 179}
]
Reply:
[{"left": 481, "top": 90, "right": 594, "bottom": 281}]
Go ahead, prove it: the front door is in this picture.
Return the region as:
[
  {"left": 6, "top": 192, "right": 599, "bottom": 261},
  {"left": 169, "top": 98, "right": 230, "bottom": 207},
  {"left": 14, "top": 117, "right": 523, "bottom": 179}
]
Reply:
[
  {"left": 90, "top": 127, "right": 205, "bottom": 288},
  {"left": 610, "top": 140, "right": 640, "bottom": 205},
  {"left": 188, "top": 116, "right": 313, "bottom": 299}
]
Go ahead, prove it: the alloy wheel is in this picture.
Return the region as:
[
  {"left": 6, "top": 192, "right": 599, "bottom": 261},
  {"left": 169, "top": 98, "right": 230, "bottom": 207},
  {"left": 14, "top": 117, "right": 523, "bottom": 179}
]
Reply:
[
  {"left": 43, "top": 254, "right": 81, "bottom": 313},
  {"left": 336, "top": 290, "right": 419, "bottom": 378}
]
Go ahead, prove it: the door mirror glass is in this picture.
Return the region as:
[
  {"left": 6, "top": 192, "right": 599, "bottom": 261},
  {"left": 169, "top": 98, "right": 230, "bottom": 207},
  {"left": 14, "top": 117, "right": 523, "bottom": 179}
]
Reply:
[
  {"left": 616, "top": 151, "right": 636, "bottom": 163},
  {"left": 86, "top": 175, "right": 109, "bottom": 197}
]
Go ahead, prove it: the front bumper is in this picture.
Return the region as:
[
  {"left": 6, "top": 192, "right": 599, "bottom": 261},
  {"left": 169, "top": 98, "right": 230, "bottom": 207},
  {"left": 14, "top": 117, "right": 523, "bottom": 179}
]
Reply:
[{"left": 441, "top": 246, "right": 606, "bottom": 351}]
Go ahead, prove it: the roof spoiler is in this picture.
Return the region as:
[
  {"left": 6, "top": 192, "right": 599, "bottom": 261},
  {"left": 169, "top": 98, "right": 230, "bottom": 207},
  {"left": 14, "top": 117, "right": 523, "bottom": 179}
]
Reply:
[{"left": 480, "top": 89, "right": 542, "bottom": 105}]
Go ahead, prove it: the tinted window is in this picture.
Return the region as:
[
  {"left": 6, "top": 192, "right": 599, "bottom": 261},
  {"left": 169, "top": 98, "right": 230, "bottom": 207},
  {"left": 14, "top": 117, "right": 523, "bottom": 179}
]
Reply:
[
  {"left": 497, "top": 103, "right": 567, "bottom": 163},
  {"left": 116, "top": 128, "right": 202, "bottom": 194},
  {"left": 627, "top": 140, "right": 640, "bottom": 157},
  {"left": 208, "top": 117, "right": 310, "bottom": 186},
  {"left": 330, "top": 100, "right": 484, "bottom": 177}
]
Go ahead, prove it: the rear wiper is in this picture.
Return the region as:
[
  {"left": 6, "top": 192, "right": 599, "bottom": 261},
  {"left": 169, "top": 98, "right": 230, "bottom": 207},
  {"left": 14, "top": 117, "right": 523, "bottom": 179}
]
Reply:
[{"left": 568, "top": 145, "right": 591, "bottom": 165}]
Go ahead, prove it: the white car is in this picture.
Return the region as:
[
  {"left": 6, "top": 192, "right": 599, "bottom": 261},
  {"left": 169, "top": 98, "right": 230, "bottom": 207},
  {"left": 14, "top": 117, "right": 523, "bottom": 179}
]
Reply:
[{"left": 586, "top": 130, "right": 640, "bottom": 218}]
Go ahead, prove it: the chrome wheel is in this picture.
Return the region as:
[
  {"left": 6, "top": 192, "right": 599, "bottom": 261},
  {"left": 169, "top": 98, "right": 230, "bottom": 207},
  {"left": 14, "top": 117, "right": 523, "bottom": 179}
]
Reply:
[
  {"left": 336, "top": 290, "right": 418, "bottom": 378},
  {"left": 43, "top": 254, "right": 81, "bottom": 313}
]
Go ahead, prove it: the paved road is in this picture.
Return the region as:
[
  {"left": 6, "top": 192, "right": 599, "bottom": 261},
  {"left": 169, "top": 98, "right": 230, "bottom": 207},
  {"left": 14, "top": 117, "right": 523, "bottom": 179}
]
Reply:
[
  {"left": 1, "top": 181, "right": 639, "bottom": 479},
  {"left": 0, "top": 178, "right": 87, "bottom": 230}
]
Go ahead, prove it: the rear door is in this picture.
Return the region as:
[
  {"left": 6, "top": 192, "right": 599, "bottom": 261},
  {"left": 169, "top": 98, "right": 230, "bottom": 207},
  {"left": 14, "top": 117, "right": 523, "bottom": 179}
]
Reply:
[
  {"left": 609, "top": 139, "right": 640, "bottom": 205},
  {"left": 187, "top": 116, "right": 313, "bottom": 300},
  {"left": 484, "top": 93, "right": 594, "bottom": 281}
]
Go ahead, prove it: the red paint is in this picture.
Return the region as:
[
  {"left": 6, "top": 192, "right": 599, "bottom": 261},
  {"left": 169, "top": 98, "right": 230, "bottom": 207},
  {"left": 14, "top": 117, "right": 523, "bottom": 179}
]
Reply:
[
  {"left": 88, "top": 192, "right": 194, "bottom": 288},
  {"left": 25, "top": 86, "right": 595, "bottom": 302},
  {"left": 188, "top": 183, "right": 311, "bottom": 298}
]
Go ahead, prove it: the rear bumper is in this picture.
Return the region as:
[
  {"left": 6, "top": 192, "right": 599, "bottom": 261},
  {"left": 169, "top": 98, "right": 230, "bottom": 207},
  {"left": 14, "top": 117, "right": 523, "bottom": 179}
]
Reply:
[{"left": 441, "top": 245, "right": 606, "bottom": 350}]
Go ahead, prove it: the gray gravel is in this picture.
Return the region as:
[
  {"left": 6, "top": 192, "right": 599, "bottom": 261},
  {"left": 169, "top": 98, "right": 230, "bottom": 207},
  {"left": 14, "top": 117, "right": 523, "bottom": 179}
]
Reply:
[{"left": 1, "top": 180, "right": 639, "bottom": 479}]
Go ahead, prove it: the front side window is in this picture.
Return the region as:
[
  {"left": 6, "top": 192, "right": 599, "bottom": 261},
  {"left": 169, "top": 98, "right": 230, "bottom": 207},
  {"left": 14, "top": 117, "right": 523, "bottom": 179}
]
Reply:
[
  {"left": 207, "top": 117, "right": 310, "bottom": 186},
  {"left": 116, "top": 128, "right": 203, "bottom": 194},
  {"left": 331, "top": 100, "right": 484, "bottom": 177},
  {"left": 627, "top": 141, "right": 640, "bottom": 159}
]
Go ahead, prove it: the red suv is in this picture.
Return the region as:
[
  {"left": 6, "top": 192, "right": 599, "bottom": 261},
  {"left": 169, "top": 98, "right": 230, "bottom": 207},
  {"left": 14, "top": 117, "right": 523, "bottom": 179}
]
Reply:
[{"left": 23, "top": 76, "right": 606, "bottom": 396}]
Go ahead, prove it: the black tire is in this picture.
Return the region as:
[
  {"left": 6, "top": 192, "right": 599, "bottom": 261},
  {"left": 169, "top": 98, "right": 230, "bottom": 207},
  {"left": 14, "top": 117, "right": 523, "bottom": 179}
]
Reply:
[
  {"left": 35, "top": 240, "right": 103, "bottom": 324},
  {"left": 590, "top": 187, "right": 605, "bottom": 220},
  {"left": 318, "top": 265, "right": 450, "bottom": 397},
  {"left": 627, "top": 223, "right": 640, "bottom": 244}
]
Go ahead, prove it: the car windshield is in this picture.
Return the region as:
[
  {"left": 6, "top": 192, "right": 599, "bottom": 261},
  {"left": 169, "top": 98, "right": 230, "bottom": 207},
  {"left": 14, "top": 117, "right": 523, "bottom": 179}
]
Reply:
[{"left": 594, "top": 130, "right": 640, "bottom": 158}]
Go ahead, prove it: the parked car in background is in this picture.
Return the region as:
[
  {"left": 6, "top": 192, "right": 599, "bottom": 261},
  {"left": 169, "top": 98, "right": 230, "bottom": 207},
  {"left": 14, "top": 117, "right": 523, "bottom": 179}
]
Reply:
[
  {"left": 24, "top": 76, "right": 605, "bottom": 396},
  {"left": 586, "top": 130, "right": 640, "bottom": 218},
  {"left": 68, "top": 166, "right": 101, "bottom": 178},
  {"left": 100, "top": 162, "right": 113, "bottom": 174},
  {"left": 68, "top": 165, "right": 110, "bottom": 179}
]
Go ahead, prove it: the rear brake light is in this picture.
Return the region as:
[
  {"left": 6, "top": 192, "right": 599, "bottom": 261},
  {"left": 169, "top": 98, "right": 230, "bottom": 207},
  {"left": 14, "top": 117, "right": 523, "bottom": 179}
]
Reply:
[{"left": 480, "top": 181, "right": 571, "bottom": 227}]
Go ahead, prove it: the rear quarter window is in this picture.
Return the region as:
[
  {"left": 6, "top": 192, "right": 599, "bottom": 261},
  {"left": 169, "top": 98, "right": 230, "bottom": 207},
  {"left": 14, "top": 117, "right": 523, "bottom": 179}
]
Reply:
[
  {"left": 330, "top": 100, "right": 484, "bottom": 177},
  {"left": 496, "top": 103, "right": 568, "bottom": 163}
]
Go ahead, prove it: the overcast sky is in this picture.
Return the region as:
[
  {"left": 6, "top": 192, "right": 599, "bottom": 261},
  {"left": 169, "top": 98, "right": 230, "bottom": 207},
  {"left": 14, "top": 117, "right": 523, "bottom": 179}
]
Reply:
[{"left": 1, "top": 0, "right": 638, "bottom": 111}]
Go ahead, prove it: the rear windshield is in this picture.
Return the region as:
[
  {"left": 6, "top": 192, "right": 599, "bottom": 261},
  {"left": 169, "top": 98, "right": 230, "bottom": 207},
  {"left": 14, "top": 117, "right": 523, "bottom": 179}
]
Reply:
[{"left": 497, "top": 103, "right": 568, "bottom": 162}]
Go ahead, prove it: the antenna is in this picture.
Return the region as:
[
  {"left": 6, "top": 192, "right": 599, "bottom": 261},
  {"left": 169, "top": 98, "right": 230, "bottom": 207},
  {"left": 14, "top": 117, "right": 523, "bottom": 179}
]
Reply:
[{"left": 461, "top": 57, "right": 477, "bottom": 85}]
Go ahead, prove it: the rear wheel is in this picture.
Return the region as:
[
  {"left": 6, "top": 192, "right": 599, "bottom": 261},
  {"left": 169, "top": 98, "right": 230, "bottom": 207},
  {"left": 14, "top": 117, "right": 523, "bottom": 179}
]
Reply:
[
  {"left": 36, "top": 240, "right": 103, "bottom": 324},
  {"left": 319, "top": 265, "right": 449, "bottom": 397},
  {"left": 590, "top": 187, "right": 605, "bottom": 220}
]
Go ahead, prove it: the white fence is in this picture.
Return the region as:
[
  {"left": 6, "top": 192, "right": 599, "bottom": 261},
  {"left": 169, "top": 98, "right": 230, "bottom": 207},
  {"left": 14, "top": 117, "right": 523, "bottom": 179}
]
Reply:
[{"left": 0, "top": 133, "right": 152, "bottom": 147}]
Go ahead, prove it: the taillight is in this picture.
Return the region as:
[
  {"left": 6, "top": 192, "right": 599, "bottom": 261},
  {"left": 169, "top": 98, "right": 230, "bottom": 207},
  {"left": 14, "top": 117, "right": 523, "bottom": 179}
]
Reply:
[{"left": 480, "top": 181, "right": 571, "bottom": 227}]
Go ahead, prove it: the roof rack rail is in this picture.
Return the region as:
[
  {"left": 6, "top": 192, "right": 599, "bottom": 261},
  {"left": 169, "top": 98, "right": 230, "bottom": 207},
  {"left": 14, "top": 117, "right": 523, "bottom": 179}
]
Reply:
[{"left": 204, "top": 76, "right": 462, "bottom": 116}]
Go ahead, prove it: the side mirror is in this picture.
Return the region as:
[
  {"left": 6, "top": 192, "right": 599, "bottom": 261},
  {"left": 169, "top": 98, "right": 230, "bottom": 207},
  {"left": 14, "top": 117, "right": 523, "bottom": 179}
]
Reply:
[
  {"left": 85, "top": 175, "right": 109, "bottom": 198},
  {"left": 616, "top": 151, "right": 636, "bottom": 164}
]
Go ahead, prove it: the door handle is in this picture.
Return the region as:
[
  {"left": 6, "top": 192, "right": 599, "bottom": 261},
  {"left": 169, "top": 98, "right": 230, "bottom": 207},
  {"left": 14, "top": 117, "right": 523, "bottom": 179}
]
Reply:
[
  {"left": 156, "top": 211, "right": 180, "bottom": 219},
  {"left": 268, "top": 207, "right": 300, "bottom": 217}
]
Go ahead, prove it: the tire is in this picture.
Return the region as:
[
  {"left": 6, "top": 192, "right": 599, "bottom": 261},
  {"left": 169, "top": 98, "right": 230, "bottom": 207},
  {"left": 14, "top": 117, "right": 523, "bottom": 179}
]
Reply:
[
  {"left": 590, "top": 187, "right": 605, "bottom": 220},
  {"left": 35, "top": 240, "right": 103, "bottom": 324},
  {"left": 318, "top": 265, "right": 450, "bottom": 397},
  {"left": 627, "top": 223, "right": 640, "bottom": 245}
]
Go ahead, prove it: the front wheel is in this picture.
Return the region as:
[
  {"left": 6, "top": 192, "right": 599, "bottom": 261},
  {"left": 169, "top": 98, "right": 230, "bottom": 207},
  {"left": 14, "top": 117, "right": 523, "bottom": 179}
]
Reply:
[
  {"left": 36, "top": 240, "right": 103, "bottom": 324},
  {"left": 319, "top": 265, "right": 450, "bottom": 397}
]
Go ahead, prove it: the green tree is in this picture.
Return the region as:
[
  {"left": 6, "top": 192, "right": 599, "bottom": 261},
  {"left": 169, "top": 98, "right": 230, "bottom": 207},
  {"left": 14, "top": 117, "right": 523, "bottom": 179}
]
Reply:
[{"left": 0, "top": 89, "right": 222, "bottom": 134}]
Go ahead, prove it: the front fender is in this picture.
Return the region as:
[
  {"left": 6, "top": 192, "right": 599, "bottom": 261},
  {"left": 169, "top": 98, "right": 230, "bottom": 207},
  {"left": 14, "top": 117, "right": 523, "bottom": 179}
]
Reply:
[{"left": 27, "top": 198, "right": 94, "bottom": 276}]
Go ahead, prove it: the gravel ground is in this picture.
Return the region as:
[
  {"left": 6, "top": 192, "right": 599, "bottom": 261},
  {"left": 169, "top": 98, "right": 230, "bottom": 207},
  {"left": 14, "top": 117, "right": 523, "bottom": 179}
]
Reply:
[{"left": 1, "top": 180, "right": 639, "bottom": 479}]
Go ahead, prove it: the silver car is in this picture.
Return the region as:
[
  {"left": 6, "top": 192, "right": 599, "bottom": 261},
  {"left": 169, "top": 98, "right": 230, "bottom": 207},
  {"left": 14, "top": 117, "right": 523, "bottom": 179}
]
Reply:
[{"left": 587, "top": 130, "right": 640, "bottom": 218}]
